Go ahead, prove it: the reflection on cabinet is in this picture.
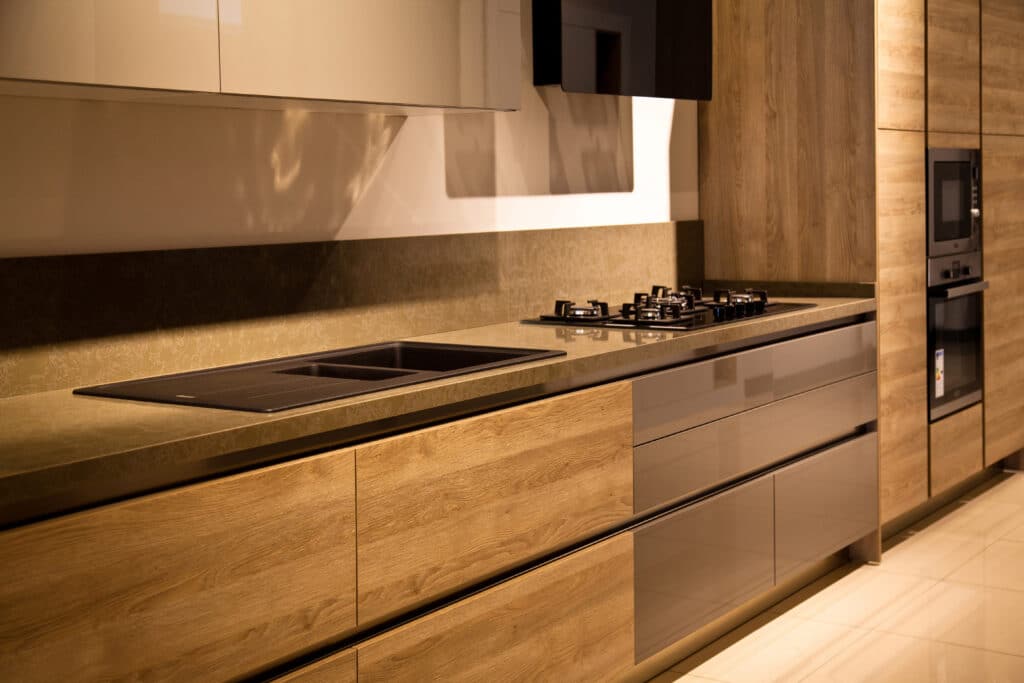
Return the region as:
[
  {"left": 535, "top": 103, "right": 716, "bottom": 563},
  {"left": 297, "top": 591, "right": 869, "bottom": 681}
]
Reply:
[
  {"left": 983, "top": 135, "right": 1024, "bottom": 465},
  {"left": 219, "top": 0, "right": 520, "bottom": 109},
  {"left": 356, "top": 381, "right": 633, "bottom": 625},
  {"left": 930, "top": 404, "right": 984, "bottom": 495},
  {"left": 876, "top": 0, "right": 925, "bottom": 131},
  {"left": 776, "top": 434, "right": 879, "bottom": 580},
  {"left": 926, "top": 0, "right": 980, "bottom": 134},
  {"left": 357, "top": 534, "right": 635, "bottom": 682},
  {"left": 982, "top": 0, "right": 1024, "bottom": 135},
  {"left": 876, "top": 129, "right": 929, "bottom": 523},
  {"left": 0, "top": 0, "right": 219, "bottom": 91},
  {"left": 634, "top": 478, "right": 774, "bottom": 662},
  {"left": 0, "top": 447, "right": 357, "bottom": 682}
]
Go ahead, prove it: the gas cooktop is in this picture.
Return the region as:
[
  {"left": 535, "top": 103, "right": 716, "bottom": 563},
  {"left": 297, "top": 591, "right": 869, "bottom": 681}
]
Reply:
[{"left": 525, "top": 285, "right": 815, "bottom": 331}]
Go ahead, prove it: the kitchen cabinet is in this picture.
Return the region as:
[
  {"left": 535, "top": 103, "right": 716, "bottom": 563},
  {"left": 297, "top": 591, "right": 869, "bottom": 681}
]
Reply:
[
  {"left": 356, "top": 533, "right": 635, "bottom": 682},
  {"left": 876, "top": 0, "right": 925, "bottom": 131},
  {"left": 775, "top": 434, "right": 879, "bottom": 580},
  {"left": 356, "top": 381, "right": 633, "bottom": 625},
  {"left": 0, "top": 0, "right": 219, "bottom": 91},
  {"left": 930, "top": 404, "right": 984, "bottom": 495},
  {"left": 276, "top": 649, "right": 356, "bottom": 683},
  {"left": 982, "top": 0, "right": 1024, "bottom": 135},
  {"left": 634, "top": 477, "right": 774, "bottom": 662},
  {"left": 927, "top": 0, "right": 981, "bottom": 134},
  {"left": 0, "top": 447, "right": 357, "bottom": 682},
  {"left": 983, "top": 135, "right": 1024, "bottom": 465},
  {"left": 876, "top": 129, "right": 929, "bottom": 524},
  {"left": 218, "top": 0, "right": 520, "bottom": 110}
]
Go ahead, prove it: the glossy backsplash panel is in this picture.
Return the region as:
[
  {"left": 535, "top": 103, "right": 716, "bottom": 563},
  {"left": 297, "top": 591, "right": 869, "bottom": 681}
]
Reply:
[{"left": 0, "top": 221, "right": 702, "bottom": 398}]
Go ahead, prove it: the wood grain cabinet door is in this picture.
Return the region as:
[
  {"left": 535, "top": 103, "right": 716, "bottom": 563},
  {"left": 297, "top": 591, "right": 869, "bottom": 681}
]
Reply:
[
  {"left": 0, "top": 448, "right": 357, "bottom": 683},
  {"left": 982, "top": 0, "right": 1024, "bottom": 135},
  {"left": 877, "top": 0, "right": 926, "bottom": 131},
  {"left": 983, "top": 135, "right": 1024, "bottom": 465},
  {"left": 356, "top": 533, "right": 635, "bottom": 683},
  {"left": 931, "top": 404, "right": 984, "bottom": 494},
  {"left": 356, "top": 381, "right": 633, "bottom": 625},
  {"left": 927, "top": 0, "right": 981, "bottom": 134}
]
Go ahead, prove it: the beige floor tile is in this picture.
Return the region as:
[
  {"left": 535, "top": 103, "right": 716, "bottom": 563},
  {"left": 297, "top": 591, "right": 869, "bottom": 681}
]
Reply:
[
  {"left": 947, "top": 538, "right": 1024, "bottom": 591},
  {"left": 880, "top": 528, "right": 986, "bottom": 580},
  {"left": 647, "top": 671, "right": 721, "bottom": 683},
  {"left": 671, "top": 612, "right": 869, "bottom": 683},
  {"left": 961, "top": 472, "right": 1024, "bottom": 508},
  {"left": 907, "top": 499, "right": 1022, "bottom": 544},
  {"left": 881, "top": 580, "right": 1024, "bottom": 656},
  {"left": 802, "top": 630, "right": 1024, "bottom": 683},
  {"left": 777, "top": 565, "right": 937, "bottom": 630}
]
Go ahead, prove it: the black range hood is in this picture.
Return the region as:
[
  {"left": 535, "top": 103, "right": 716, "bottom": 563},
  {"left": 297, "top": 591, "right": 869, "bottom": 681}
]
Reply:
[{"left": 533, "top": 0, "right": 712, "bottom": 101}]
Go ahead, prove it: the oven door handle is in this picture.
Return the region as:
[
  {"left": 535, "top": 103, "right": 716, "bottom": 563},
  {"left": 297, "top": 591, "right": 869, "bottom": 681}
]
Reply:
[{"left": 941, "top": 280, "right": 990, "bottom": 299}]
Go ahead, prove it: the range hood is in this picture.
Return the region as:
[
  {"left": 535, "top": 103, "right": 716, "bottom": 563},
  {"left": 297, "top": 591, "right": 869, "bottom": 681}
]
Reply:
[{"left": 533, "top": 0, "right": 712, "bottom": 101}]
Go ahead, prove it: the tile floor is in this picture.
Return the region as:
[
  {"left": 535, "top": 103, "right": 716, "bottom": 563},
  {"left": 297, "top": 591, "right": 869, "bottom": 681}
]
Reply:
[{"left": 649, "top": 471, "right": 1024, "bottom": 683}]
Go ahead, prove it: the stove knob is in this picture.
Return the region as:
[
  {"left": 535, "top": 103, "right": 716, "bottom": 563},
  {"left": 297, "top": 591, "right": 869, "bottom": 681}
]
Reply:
[
  {"left": 941, "top": 269, "right": 952, "bottom": 280},
  {"left": 962, "top": 266, "right": 972, "bottom": 276}
]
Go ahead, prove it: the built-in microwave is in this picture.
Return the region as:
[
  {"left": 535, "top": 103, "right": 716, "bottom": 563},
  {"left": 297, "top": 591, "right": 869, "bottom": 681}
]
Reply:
[{"left": 927, "top": 148, "right": 980, "bottom": 262}]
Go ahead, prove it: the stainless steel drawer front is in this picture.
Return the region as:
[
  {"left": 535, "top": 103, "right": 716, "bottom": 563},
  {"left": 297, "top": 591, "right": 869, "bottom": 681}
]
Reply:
[
  {"left": 775, "top": 433, "right": 879, "bottom": 580},
  {"left": 635, "top": 372, "right": 877, "bottom": 513},
  {"left": 634, "top": 477, "right": 774, "bottom": 662},
  {"left": 633, "top": 321, "right": 877, "bottom": 445}
]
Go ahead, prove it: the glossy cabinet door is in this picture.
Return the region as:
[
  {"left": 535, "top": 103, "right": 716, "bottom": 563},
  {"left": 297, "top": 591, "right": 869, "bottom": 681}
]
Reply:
[
  {"left": 926, "top": 0, "right": 981, "bottom": 134},
  {"left": 357, "top": 534, "right": 635, "bottom": 682},
  {"left": 982, "top": 0, "right": 1024, "bottom": 135},
  {"left": 983, "top": 135, "right": 1024, "bottom": 465},
  {"left": 356, "top": 381, "right": 633, "bottom": 625},
  {"left": 775, "top": 434, "right": 879, "bottom": 580},
  {"left": 0, "top": 0, "right": 219, "bottom": 91},
  {"left": 876, "top": 129, "right": 929, "bottom": 524},
  {"left": 0, "top": 447, "right": 357, "bottom": 682},
  {"left": 218, "top": 0, "right": 520, "bottom": 109},
  {"left": 633, "top": 477, "right": 774, "bottom": 662}
]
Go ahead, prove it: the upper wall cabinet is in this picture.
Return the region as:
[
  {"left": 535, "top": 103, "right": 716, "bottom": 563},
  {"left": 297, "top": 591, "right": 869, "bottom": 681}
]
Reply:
[
  {"left": 218, "top": 0, "right": 521, "bottom": 110},
  {"left": 927, "top": 0, "right": 980, "bottom": 134},
  {"left": 982, "top": 0, "right": 1024, "bottom": 135},
  {"left": 876, "top": 0, "right": 925, "bottom": 131},
  {"left": 0, "top": 0, "right": 219, "bottom": 91}
]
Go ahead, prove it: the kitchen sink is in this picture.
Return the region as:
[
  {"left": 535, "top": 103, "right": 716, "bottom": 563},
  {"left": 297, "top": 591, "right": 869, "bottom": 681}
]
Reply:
[{"left": 74, "top": 342, "right": 566, "bottom": 412}]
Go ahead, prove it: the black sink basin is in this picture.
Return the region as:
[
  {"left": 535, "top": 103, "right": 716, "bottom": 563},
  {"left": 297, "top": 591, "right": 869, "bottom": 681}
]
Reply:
[{"left": 74, "top": 342, "right": 566, "bottom": 412}]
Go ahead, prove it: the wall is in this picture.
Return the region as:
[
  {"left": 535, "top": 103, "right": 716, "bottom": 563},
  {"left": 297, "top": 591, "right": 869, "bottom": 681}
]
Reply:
[
  {"left": 0, "top": 0, "right": 698, "bottom": 257},
  {"left": 0, "top": 222, "right": 702, "bottom": 397}
]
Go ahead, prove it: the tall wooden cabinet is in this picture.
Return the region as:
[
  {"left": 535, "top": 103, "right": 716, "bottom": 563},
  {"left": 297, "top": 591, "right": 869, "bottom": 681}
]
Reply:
[
  {"left": 926, "top": 0, "right": 981, "bottom": 134},
  {"left": 982, "top": 135, "right": 1024, "bottom": 465},
  {"left": 982, "top": 0, "right": 1024, "bottom": 135}
]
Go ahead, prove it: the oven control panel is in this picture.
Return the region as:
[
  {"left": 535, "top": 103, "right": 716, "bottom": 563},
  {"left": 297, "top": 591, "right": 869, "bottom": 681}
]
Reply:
[{"left": 928, "top": 251, "right": 982, "bottom": 288}]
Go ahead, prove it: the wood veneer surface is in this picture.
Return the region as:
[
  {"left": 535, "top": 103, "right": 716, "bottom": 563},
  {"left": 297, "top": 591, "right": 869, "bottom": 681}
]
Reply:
[
  {"left": 930, "top": 404, "right": 984, "bottom": 495},
  {"left": 700, "top": 0, "right": 875, "bottom": 283},
  {"left": 876, "top": 129, "right": 929, "bottom": 523},
  {"left": 877, "top": 0, "right": 926, "bottom": 131},
  {"left": 927, "top": 0, "right": 981, "bottom": 134},
  {"left": 356, "top": 381, "right": 634, "bottom": 624},
  {"left": 982, "top": 0, "right": 1024, "bottom": 135}
]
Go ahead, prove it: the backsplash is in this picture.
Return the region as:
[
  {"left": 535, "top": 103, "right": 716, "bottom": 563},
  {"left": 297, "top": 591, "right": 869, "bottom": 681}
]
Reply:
[{"left": 0, "top": 221, "right": 702, "bottom": 398}]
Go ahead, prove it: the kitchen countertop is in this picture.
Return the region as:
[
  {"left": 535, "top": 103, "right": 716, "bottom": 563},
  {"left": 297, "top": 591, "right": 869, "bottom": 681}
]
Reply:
[{"left": 0, "top": 297, "right": 875, "bottom": 528}]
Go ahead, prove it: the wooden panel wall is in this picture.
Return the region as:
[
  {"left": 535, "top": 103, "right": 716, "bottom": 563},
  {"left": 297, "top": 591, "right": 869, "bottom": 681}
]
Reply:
[
  {"left": 877, "top": 0, "right": 926, "bottom": 131},
  {"left": 982, "top": 0, "right": 1024, "bottom": 135},
  {"left": 983, "top": 135, "right": 1024, "bottom": 465},
  {"left": 700, "top": 0, "right": 876, "bottom": 283},
  {"left": 876, "top": 129, "right": 929, "bottom": 523}
]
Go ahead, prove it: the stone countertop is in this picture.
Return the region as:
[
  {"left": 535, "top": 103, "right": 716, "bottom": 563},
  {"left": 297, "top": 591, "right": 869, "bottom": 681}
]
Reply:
[{"left": 0, "top": 297, "right": 875, "bottom": 527}]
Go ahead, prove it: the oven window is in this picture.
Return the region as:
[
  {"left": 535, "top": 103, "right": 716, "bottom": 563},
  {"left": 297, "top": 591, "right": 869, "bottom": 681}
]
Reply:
[
  {"left": 930, "top": 293, "right": 982, "bottom": 405},
  {"left": 933, "top": 161, "right": 972, "bottom": 242}
]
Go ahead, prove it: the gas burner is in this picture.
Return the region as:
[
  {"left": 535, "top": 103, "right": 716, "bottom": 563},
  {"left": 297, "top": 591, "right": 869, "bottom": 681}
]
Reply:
[
  {"left": 541, "top": 299, "right": 611, "bottom": 323},
  {"left": 620, "top": 289, "right": 700, "bottom": 324},
  {"left": 713, "top": 289, "right": 768, "bottom": 316}
]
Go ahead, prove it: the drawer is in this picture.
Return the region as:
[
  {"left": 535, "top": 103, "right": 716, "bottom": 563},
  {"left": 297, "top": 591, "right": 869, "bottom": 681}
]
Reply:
[
  {"left": 634, "top": 477, "right": 774, "bottom": 662},
  {"left": 775, "top": 433, "right": 879, "bottom": 581},
  {"left": 633, "top": 321, "right": 876, "bottom": 444},
  {"left": 930, "top": 403, "right": 983, "bottom": 496},
  {"left": 356, "top": 533, "right": 635, "bottom": 682},
  {"left": 635, "top": 371, "right": 877, "bottom": 513},
  {"left": 0, "top": 448, "right": 357, "bottom": 683},
  {"left": 357, "top": 381, "right": 633, "bottom": 625}
]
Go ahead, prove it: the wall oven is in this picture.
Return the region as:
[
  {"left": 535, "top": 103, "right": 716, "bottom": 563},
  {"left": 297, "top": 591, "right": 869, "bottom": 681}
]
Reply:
[{"left": 928, "top": 280, "right": 987, "bottom": 421}]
